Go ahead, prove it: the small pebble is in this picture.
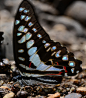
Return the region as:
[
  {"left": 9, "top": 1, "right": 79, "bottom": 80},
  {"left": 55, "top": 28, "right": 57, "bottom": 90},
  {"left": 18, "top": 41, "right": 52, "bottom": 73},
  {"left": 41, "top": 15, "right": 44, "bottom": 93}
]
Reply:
[
  {"left": 76, "top": 87, "right": 86, "bottom": 95},
  {"left": 65, "top": 93, "right": 82, "bottom": 98},
  {"left": 71, "top": 79, "right": 80, "bottom": 85},
  {"left": 0, "top": 80, "right": 4, "bottom": 86},
  {"left": 48, "top": 92, "right": 60, "bottom": 98},
  {"left": 16, "top": 91, "right": 29, "bottom": 98},
  {"left": 78, "top": 73, "right": 86, "bottom": 79},
  {"left": 70, "top": 87, "right": 75, "bottom": 92},
  {"left": 43, "top": 87, "right": 53, "bottom": 94},
  {"left": 3, "top": 92, "right": 15, "bottom": 98},
  {"left": 12, "top": 84, "right": 20, "bottom": 93},
  {"left": 66, "top": 88, "right": 70, "bottom": 91},
  {"left": 0, "top": 86, "right": 11, "bottom": 91},
  {"left": 3, "top": 58, "right": 10, "bottom": 65},
  {"left": 24, "top": 86, "right": 33, "bottom": 93}
]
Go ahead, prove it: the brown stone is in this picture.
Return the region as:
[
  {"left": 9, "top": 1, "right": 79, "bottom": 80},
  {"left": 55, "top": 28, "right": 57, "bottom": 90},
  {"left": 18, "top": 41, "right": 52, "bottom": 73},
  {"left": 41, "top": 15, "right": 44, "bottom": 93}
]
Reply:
[
  {"left": 0, "top": 86, "right": 11, "bottom": 91},
  {"left": 48, "top": 92, "right": 60, "bottom": 98},
  {"left": 71, "top": 79, "right": 80, "bottom": 85},
  {"left": 76, "top": 87, "right": 86, "bottom": 95},
  {"left": 3, "top": 92, "right": 15, "bottom": 98}
]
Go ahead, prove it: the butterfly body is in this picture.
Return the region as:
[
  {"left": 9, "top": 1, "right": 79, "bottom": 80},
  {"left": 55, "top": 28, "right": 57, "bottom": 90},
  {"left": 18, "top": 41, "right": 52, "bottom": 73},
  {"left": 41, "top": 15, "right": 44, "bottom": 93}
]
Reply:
[{"left": 13, "top": 0, "right": 82, "bottom": 84}]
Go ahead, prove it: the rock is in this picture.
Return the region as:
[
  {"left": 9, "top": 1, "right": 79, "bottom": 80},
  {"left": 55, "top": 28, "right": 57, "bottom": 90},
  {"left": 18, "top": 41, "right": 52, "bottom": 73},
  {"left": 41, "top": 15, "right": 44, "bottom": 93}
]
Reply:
[
  {"left": 60, "top": 97, "right": 64, "bottom": 98},
  {"left": 2, "top": 58, "right": 10, "bottom": 65},
  {"left": 0, "top": 58, "right": 11, "bottom": 73},
  {"left": 3, "top": 92, "right": 15, "bottom": 98},
  {"left": 27, "top": 96, "right": 46, "bottom": 98},
  {"left": 65, "top": 1, "right": 86, "bottom": 25},
  {"left": 16, "top": 91, "right": 29, "bottom": 98},
  {"left": 48, "top": 25, "right": 78, "bottom": 45},
  {"left": 0, "top": 86, "right": 11, "bottom": 91},
  {"left": 0, "top": 80, "right": 4, "bottom": 86},
  {"left": 24, "top": 86, "right": 33, "bottom": 93},
  {"left": 0, "top": 10, "right": 12, "bottom": 21},
  {"left": 43, "top": 86, "right": 55, "bottom": 94},
  {"left": 39, "top": 14, "right": 84, "bottom": 37},
  {"left": 78, "top": 73, "right": 86, "bottom": 79},
  {"left": 12, "top": 84, "right": 20, "bottom": 93},
  {"left": 65, "top": 93, "right": 82, "bottom": 98},
  {"left": 35, "top": 96, "right": 47, "bottom": 98},
  {"left": 30, "top": 1, "right": 58, "bottom": 15},
  {"left": 70, "top": 44, "right": 81, "bottom": 51},
  {"left": 66, "top": 88, "right": 70, "bottom": 92},
  {"left": 0, "top": 61, "right": 11, "bottom": 74},
  {"left": 0, "top": 74, "right": 12, "bottom": 84},
  {"left": 70, "top": 87, "right": 76, "bottom": 92},
  {"left": 76, "top": 87, "right": 86, "bottom": 95},
  {"left": 4, "top": 0, "right": 21, "bottom": 7},
  {"left": 48, "top": 92, "right": 60, "bottom": 98},
  {"left": 4, "top": 0, "right": 21, "bottom": 16},
  {"left": 71, "top": 79, "right": 80, "bottom": 85}
]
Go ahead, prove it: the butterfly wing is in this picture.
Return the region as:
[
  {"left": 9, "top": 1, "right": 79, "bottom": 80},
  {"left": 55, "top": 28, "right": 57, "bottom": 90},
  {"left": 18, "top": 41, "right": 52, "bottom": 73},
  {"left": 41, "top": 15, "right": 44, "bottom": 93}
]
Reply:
[
  {"left": 13, "top": 0, "right": 64, "bottom": 77},
  {"left": 13, "top": 0, "right": 82, "bottom": 83}
]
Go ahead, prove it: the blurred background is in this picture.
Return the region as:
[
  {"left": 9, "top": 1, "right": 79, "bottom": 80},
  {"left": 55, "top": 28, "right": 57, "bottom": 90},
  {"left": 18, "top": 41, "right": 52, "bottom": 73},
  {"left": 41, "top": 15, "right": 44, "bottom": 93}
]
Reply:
[{"left": 0, "top": 0, "right": 86, "bottom": 68}]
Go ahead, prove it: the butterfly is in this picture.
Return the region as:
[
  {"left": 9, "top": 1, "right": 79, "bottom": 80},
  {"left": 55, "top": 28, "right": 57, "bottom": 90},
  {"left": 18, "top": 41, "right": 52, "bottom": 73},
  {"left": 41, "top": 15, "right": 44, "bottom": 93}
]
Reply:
[{"left": 13, "top": 0, "right": 82, "bottom": 84}]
